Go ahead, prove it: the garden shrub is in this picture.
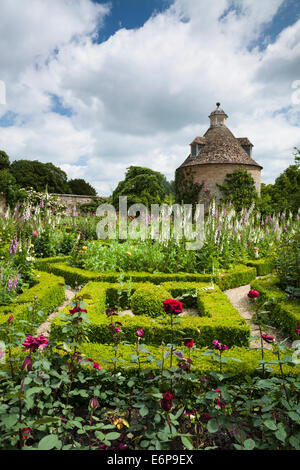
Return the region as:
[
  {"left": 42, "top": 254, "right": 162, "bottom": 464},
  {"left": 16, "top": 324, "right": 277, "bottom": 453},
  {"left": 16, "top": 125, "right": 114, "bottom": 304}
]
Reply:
[
  {"left": 217, "top": 264, "right": 256, "bottom": 290},
  {"left": 244, "top": 258, "right": 275, "bottom": 276},
  {"left": 275, "top": 232, "right": 300, "bottom": 298},
  {"left": 251, "top": 276, "right": 300, "bottom": 340},
  {"left": 0, "top": 270, "right": 65, "bottom": 338},
  {"left": 127, "top": 284, "right": 171, "bottom": 318}
]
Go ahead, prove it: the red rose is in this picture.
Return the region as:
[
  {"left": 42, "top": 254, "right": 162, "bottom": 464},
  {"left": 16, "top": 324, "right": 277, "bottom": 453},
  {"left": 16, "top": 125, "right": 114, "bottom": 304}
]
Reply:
[
  {"left": 261, "top": 333, "right": 275, "bottom": 343},
  {"left": 69, "top": 304, "right": 87, "bottom": 315},
  {"left": 162, "top": 299, "right": 183, "bottom": 315},
  {"left": 160, "top": 392, "right": 173, "bottom": 411},
  {"left": 248, "top": 290, "right": 259, "bottom": 299},
  {"left": 93, "top": 362, "right": 102, "bottom": 370},
  {"left": 22, "top": 334, "right": 49, "bottom": 353},
  {"left": 136, "top": 328, "right": 144, "bottom": 338},
  {"left": 184, "top": 338, "right": 194, "bottom": 348}
]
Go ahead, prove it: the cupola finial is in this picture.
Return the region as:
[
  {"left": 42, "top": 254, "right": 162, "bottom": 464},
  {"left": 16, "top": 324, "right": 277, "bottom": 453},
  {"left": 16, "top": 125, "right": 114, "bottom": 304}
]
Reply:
[{"left": 209, "top": 103, "right": 228, "bottom": 128}]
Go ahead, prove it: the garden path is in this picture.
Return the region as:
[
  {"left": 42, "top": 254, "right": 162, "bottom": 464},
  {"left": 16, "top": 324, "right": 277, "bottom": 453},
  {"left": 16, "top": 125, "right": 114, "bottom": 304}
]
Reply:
[
  {"left": 36, "top": 288, "right": 76, "bottom": 338},
  {"left": 224, "top": 283, "right": 292, "bottom": 349}
]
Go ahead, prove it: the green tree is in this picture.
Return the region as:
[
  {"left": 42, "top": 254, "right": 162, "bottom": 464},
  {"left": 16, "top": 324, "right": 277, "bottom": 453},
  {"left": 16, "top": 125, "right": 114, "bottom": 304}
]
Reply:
[
  {"left": 0, "top": 151, "right": 10, "bottom": 171},
  {"left": 217, "top": 169, "right": 258, "bottom": 212},
  {"left": 0, "top": 169, "right": 27, "bottom": 207},
  {"left": 69, "top": 178, "right": 97, "bottom": 196},
  {"left": 10, "top": 160, "right": 71, "bottom": 194},
  {"left": 112, "top": 166, "right": 167, "bottom": 209},
  {"left": 267, "top": 149, "right": 300, "bottom": 215}
]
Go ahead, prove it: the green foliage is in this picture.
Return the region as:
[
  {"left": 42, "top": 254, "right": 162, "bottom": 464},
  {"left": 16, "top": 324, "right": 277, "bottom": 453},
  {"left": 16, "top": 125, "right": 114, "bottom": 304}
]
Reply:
[
  {"left": 0, "top": 271, "right": 65, "bottom": 338},
  {"left": 0, "top": 150, "right": 10, "bottom": 170},
  {"left": 274, "top": 232, "right": 300, "bottom": 296},
  {"left": 245, "top": 258, "right": 275, "bottom": 276},
  {"left": 50, "top": 281, "right": 250, "bottom": 348},
  {"left": 37, "top": 257, "right": 258, "bottom": 291},
  {"left": 79, "top": 197, "right": 108, "bottom": 215},
  {"left": 131, "top": 284, "right": 171, "bottom": 318},
  {"left": 10, "top": 160, "right": 71, "bottom": 194},
  {"left": 257, "top": 149, "right": 300, "bottom": 215},
  {"left": 175, "top": 169, "right": 205, "bottom": 206},
  {"left": 68, "top": 179, "right": 97, "bottom": 196},
  {"left": 112, "top": 166, "right": 167, "bottom": 209},
  {"left": 251, "top": 276, "right": 300, "bottom": 340},
  {"left": 0, "top": 169, "right": 27, "bottom": 208},
  {"left": 217, "top": 169, "right": 258, "bottom": 212},
  {"left": 0, "top": 280, "right": 299, "bottom": 451}
]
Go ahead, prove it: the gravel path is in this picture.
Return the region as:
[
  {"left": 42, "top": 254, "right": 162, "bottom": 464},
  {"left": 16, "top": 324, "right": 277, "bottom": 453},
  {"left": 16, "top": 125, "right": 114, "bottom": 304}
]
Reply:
[
  {"left": 224, "top": 283, "right": 292, "bottom": 349},
  {"left": 36, "top": 289, "right": 76, "bottom": 338}
]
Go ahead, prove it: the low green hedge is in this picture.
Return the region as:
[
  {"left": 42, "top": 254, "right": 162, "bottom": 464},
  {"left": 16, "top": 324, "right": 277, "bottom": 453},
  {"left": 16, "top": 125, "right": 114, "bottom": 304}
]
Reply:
[
  {"left": 36, "top": 259, "right": 256, "bottom": 290},
  {"left": 251, "top": 276, "right": 300, "bottom": 340},
  {"left": 131, "top": 285, "right": 171, "bottom": 317},
  {"left": 0, "top": 271, "right": 66, "bottom": 339},
  {"left": 35, "top": 256, "right": 70, "bottom": 271},
  {"left": 50, "top": 281, "right": 250, "bottom": 348},
  {"left": 218, "top": 265, "right": 256, "bottom": 290},
  {"left": 78, "top": 342, "right": 299, "bottom": 381},
  {"left": 245, "top": 259, "right": 275, "bottom": 276},
  {"left": 1, "top": 343, "right": 298, "bottom": 385}
]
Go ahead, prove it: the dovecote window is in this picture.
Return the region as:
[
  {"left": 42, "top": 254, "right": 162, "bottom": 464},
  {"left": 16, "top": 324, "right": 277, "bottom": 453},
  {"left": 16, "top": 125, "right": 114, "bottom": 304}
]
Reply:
[
  {"left": 244, "top": 146, "right": 251, "bottom": 156},
  {"left": 197, "top": 144, "right": 203, "bottom": 153},
  {"left": 191, "top": 144, "right": 196, "bottom": 157}
]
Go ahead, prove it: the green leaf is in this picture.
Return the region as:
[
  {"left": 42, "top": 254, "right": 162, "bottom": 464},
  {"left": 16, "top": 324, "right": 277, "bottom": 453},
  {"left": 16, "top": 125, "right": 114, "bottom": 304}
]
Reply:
[
  {"left": 243, "top": 438, "right": 255, "bottom": 450},
  {"left": 140, "top": 406, "right": 149, "bottom": 417},
  {"left": 288, "top": 412, "right": 300, "bottom": 422},
  {"left": 33, "top": 417, "right": 60, "bottom": 426},
  {"left": 207, "top": 419, "right": 219, "bottom": 433},
  {"left": 264, "top": 420, "right": 277, "bottom": 431},
  {"left": 275, "top": 428, "right": 287, "bottom": 443},
  {"left": 181, "top": 436, "right": 193, "bottom": 450},
  {"left": 105, "top": 432, "right": 120, "bottom": 441},
  {"left": 38, "top": 434, "right": 61, "bottom": 450}
]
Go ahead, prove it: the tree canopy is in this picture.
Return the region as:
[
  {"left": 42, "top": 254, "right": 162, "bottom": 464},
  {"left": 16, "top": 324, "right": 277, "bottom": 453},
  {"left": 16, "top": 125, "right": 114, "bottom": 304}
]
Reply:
[
  {"left": 112, "top": 166, "right": 168, "bottom": 209},
  {"left": 258, "top": 149, "right": 300, "bottom": 215},
  {"left": 217, "top": 169, "right": 258, "bottom": 212},
  {"left": 0, "top": 151, "right": 10, "bottom": 171},
  {"left": 68, "top": 178, "right": 97, "bottom": 196},
  {"left": 10, "top": 160, "right": 71, "bottom": 194}
]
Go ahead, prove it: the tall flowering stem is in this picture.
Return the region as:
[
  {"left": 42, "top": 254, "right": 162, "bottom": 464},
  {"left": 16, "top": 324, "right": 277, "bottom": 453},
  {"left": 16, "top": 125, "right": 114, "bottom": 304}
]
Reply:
[
  {"left": 162, "top": 299, "right": 183, "bottom": 369},
  {"left": 212, "top": 340, "right": 229, "bottom": 374}
]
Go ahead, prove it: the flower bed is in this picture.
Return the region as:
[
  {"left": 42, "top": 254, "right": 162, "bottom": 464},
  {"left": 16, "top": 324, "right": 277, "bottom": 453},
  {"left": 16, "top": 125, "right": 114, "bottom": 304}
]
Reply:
[
  {"left": 250, "top": 276, "right": 300, "bottom": 340},
  {"left": 0, "top": 270, "right": 65, "bottom": 338},
  {"left": 50, "top": 281, "right": 250, "bottom": 348}
]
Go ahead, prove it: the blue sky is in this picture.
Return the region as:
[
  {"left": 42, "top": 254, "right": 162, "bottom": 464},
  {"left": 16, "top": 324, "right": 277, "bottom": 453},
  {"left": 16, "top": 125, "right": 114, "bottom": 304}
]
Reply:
[
  {"left": 95, "top": 0, "right": 173, "bottom": 41},
  {"left": 0, "top": 0, "right": 299, "bottom": 195}
]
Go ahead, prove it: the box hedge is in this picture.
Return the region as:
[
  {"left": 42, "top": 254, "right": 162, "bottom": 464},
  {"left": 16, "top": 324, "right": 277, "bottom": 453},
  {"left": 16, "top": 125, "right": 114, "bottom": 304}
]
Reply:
[
  {"left": 50, "top": 281, "right": 250, "bottom": 348},
  {"left": 0, "top": 271, "right": 65, "bottom": 339},
  {"left": 245, "top": 258, "right": 275, "bottom": 276},
  {"left": 78, "top": 342, "right": 300, "bottom": 381},
  {"left": 130, "top": 284, "right": 171, "bottom": 317},
  {"left": 251, "top": 276, "right": 300, "bottom": 340},
  {"left": 36, "top": 258, "right": 256, "bottom": 290}
]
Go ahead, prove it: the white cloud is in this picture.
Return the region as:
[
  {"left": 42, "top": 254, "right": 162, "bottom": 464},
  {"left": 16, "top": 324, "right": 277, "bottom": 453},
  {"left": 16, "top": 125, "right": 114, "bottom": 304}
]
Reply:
[{"left": 0, "top": 0, "right": 299, "bottom": 196}]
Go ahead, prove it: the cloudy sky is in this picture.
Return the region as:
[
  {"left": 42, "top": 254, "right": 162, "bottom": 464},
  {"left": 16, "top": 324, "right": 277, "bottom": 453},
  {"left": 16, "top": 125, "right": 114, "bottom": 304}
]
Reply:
[{"left": 0, "top": 0, "right": 299, "bottom": 196}]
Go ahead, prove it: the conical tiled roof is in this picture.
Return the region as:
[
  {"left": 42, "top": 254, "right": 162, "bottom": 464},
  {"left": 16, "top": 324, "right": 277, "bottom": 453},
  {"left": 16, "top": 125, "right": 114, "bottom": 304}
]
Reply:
[{"left": 178, "top": 105, "right": 262, "bottom": 170}]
